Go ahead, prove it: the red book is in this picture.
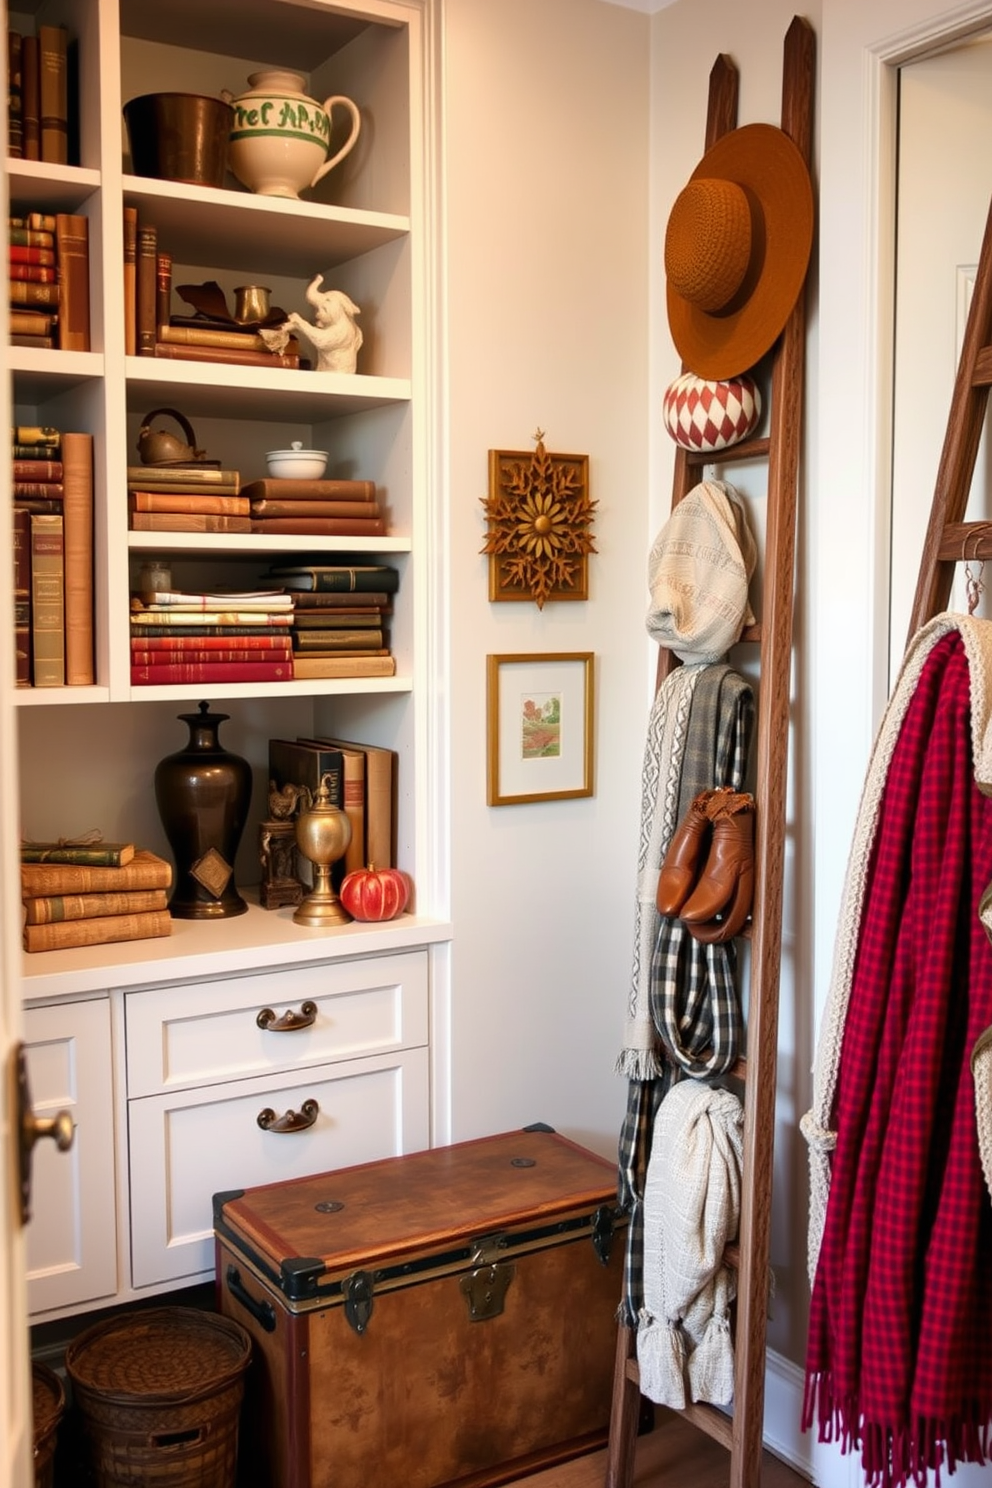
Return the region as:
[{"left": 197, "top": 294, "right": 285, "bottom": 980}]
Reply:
[
  {"left": 130, "top": 632, "right": 292, "bottom": 652},
  {"left": 10, "top": 244, "right": 56, "bottom": 266},
  {"left": 8, "top": 263, "right": 57, "bottom": 282},
  {"left": 13, "top": 481, "right": 63, "bottom": 499},
  {"left": 131, "top": 647, "right": 292, "bottom": 666},
  {"left": 131, "top": 659, "right": 294, "bottom": 685},
  {"left": 12, "top": 460, "right": 62, "bottom": 481}
]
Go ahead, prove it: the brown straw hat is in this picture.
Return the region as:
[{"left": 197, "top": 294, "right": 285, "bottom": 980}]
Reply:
[{"left": 665, "top": 122, "right": 813, "bottom": 381}]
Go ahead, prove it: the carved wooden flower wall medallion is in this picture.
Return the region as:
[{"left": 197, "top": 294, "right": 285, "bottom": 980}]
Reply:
[{"left": 481, "top": 432, "right": 596, "bottom": 607}]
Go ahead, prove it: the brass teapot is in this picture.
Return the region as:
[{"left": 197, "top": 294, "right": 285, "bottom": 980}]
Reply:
[{"left": 137, "top": 407, "right": 206, "bottom": 466}]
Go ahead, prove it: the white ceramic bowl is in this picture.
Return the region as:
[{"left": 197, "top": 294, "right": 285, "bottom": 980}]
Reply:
[{"left": 266, "top": 446, "right": 328, "bottom": 480}]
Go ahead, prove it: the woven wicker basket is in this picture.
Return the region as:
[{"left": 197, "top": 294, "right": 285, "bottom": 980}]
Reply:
[
  {"left": 64, "top": 1307, "right": 252, "bottom": 1488},
  {"left": 32, "top": 1362, "right": 65, "bottom": 1488}
]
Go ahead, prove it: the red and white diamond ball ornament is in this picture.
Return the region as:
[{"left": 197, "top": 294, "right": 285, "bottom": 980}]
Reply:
[{"left": 662, "top": 371, "right": 762, "bottom": 453}]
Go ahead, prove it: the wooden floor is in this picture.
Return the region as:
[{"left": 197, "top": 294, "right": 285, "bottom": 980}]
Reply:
[{"left": 508, "top": 1412, "right": 810, "bottom": 1487}]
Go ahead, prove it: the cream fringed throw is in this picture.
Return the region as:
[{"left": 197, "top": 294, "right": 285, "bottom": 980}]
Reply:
[
  {"left": 637, "top": 1079, "right": 744, "bottom": 1408},
  {"left": 801, "top": 611, "right": 992, "bottom": 1284}
]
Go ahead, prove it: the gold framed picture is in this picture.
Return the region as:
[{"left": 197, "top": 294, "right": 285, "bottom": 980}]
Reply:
[{"left": 486, "top": 652, "right": 595, "bottom": 806}]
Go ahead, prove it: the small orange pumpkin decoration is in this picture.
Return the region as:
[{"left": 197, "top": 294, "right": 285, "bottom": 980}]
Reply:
[{"left": 339, "top": 863, "right": 410, "bottom": 922}]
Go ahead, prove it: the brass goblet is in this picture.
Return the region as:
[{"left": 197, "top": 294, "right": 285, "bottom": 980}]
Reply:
[{"left": 293, "top": 772, "right": 352, "bottom": 927}]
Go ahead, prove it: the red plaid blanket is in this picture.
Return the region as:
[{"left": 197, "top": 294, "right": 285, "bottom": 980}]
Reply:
[{"left": 804, "top": 632, "right": 992, "bottom": 1485}]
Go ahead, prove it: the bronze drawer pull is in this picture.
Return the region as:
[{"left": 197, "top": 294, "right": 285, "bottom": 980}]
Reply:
[
  {"left": 257, "top": 1098, "right": 319, "bottom": 1133},
  {"left": 256, "top": 1000, "right": 317, "bottom": 1032}
]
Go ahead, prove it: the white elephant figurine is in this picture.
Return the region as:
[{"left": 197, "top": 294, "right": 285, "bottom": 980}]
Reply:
[{"left": 261, "top": 275, "right": 363, "bottom": 373}]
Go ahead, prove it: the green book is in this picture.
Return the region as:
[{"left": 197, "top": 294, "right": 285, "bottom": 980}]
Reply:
[{"left": 21, "top": 841, "right": 136, "bottom": 867}]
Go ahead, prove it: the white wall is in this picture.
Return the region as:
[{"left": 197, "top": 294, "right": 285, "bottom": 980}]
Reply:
[{"left": 441, "top": 0, "right": 652, "bottom": 1158}]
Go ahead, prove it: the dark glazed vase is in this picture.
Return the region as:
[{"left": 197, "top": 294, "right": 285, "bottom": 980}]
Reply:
[{"left": 154, "top": 701, "right": 253, "bottom": 919}]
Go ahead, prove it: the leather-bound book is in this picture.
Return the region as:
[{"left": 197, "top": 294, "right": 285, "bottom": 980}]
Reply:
[
  {"left": 241, "top": 478, "right": 377, "bottom": 502},
  {"left": 136, "top": 222, "right": 157, "bottom": 355},
  {"left": 55, "top": 213, "right": 90, "bottom": 350},
  {"left": 61, "top": 431, "right": 94, "bottom": 684},
  {"left": 23, "top": 887, "right": 169, "bottom": 925},
  {"left": 20, "top": 849, "right": 173, "bottom": 897},
  {"left": 38, "top": 23, "right": 67, "bottom": 164},
  {"left": 12, "top": 505, "right": 31, "bottom": 685},
  {"left": 29, "top": 512, "right": 64, "bottom": 686},
  {"left": 24, "top": 909, "right": 173, "bottom": 953},
  {"left": 8, "top": 30, "right": 23, "bottom": 157},
  {"left": 20, "top": 33, "right": 39, "bottom": 159},
  {"left": 123, "top": 206, "right": 138, "bottom": 356}
]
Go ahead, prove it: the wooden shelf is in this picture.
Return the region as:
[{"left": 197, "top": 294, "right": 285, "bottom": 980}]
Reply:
[{"left": 123, "top": 177, "right": 410, "bottom": 278}]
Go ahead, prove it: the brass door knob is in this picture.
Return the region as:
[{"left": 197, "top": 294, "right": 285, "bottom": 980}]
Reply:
[{"left": 15, "top": 1042, "right": 74, "bottom": 1225}]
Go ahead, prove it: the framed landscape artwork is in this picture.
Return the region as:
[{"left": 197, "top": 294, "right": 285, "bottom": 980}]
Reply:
[{"left": 486, "top": 652, "right": 595, "bottom": 806}]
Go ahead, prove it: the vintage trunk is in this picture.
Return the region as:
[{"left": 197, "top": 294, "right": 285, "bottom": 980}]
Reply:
[{"left": 213, "top": 1125, "right": 627, "bottom": 1488}]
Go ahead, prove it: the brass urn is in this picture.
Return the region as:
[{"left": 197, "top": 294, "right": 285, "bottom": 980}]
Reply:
[{"left": 293, "top": 772, "right": 352, "bottom": 927}]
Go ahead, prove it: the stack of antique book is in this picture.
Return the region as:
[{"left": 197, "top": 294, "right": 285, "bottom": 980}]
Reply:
[
  {"left": 127, "top": 464, "right": 247, "bottom": 534},
  {"left": 12, "top": 425, "right": 94, "bottom": 688},
  {"left": 265, "top": 562, "right": 398, "bottom": 679},
  {"left": 129, "top": 587, "right": 295, "bottom": 685},
  {"left": 8, "top": 209, "right": 89, "bottom": 350},
  {"left": 21, "top": 840, "right": 173, "bottom": 953},
  {"left": 244, "top": 476, "right": 387, "bottom": 538}
]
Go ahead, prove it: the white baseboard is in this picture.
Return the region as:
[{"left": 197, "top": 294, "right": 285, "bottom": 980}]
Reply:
[{"left": 763, "top": 1348, "right": 861, "bottom": 1488}]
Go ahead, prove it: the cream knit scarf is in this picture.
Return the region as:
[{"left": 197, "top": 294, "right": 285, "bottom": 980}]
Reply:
[
  {"left": 802, "top": 612, "right": 992, "bottom": 1284},
  {"left": 637, "top": 1078, "right": 745, "bottom": 1408}
]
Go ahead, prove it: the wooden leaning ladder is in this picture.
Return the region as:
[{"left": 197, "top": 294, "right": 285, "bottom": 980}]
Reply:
[
  {"left": 907, "top": 181, "right": 992, "bottom": 641},
  {"left": 604, "top": 18, "right": 815, "bottom": 1488}
]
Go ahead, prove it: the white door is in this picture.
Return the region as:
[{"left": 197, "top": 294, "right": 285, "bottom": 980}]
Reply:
[
  {"left": 0, "top": 85, "right": 31, "bottom": 1480},
  {"left": 0, "top": 485, "right": 30, "bottom": 1484},
  {"left": 889, "top": 35, "right": 992, "bottom": 682}
]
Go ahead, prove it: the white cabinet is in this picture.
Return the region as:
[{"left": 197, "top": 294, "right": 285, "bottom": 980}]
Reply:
[
  {"left": 125, "top": 950, "right": 430, "bottom": 1288},
  {"left": 23, "top": 998, "right": 118, "bottom": 1318},
  {"left": 24, "top": 943, "right": 437, "bottom": 1321}
]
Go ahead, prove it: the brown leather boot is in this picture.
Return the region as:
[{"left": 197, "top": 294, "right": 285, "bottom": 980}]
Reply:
[
  {"left": 655, "top": 786, "right": 734, "bottom": 917},
  {"left": 679, "top": 793, "right": 755, "bottom": 942}
]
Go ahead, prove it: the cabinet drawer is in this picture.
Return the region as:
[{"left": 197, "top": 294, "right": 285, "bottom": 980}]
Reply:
[
  {"left": 125, "top": 950, "right": 429, "bottom": 1097},
  {"left": 128, "top": 1045, "right": 430, "bottom": 1290}
]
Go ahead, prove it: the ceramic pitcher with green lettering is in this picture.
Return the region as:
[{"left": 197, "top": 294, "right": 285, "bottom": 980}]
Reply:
[{"left": 224, "top": 70, "right": 361, "bottom": 199}]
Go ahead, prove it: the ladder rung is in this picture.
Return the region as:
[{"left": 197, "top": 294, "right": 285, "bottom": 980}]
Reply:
[
  {"left": 973, "top": 345, "right": 992, "bottom": 386},
  {"left": 622, "top": 1362, "right": 733, "bottom": 1451},
  {"left": 937, "top": 521, "right": 992, "bottom": 561},
  {"left": 680, "top": 1400, "right": 734, "bottom": 1449},
  {"left": 622, "top": 1359, "right": 734, "bottom": 1448},
  {"left": 686, "top": 435, "right": 771, "bottom": 467}
]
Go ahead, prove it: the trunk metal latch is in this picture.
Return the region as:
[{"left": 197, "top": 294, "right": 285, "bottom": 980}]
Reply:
[{"left": 459, "top": 1234, "right": 514, "bottom": 1321}]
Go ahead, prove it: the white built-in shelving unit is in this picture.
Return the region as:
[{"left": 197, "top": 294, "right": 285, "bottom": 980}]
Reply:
[{"left": 4, "top": 0, "right": 449, "bottom": 1325}]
